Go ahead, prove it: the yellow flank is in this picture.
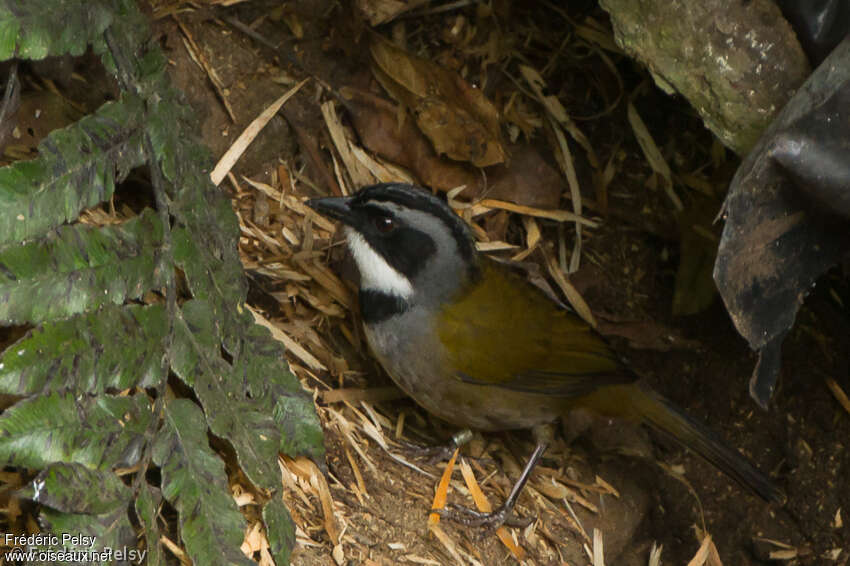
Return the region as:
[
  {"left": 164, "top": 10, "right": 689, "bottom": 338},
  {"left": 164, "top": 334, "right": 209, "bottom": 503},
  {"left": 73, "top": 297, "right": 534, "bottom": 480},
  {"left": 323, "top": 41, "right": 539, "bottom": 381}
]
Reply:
[
  {"left": 437, "top": 260, "right": 623, "bottom": 393},
  {"left": 436, "top": 260, "right": 784, "bottom": 502}
]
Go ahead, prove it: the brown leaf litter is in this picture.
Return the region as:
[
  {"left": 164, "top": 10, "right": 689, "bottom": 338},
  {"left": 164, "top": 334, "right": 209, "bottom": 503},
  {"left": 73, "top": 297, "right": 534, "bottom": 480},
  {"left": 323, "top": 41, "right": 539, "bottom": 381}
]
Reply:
[
  {"left": 222, "top": 79, "right": 727, "bottom": 566},
  {"left": 24, "top": 1, "right": 817, "bottom": 564}
]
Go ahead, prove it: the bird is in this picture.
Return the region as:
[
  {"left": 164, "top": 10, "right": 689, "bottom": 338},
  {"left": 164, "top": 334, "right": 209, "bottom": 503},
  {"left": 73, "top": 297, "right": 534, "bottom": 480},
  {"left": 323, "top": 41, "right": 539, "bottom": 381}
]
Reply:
[{"left": 306, "top": 182, "right": 784, "bottom": 525}]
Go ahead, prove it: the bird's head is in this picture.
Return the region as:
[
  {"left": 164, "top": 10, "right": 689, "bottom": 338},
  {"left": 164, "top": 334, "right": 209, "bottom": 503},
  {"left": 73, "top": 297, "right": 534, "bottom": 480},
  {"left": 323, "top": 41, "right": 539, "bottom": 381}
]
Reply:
[{"left": 306, "top": 183, "right": 478, "bottom": 319}]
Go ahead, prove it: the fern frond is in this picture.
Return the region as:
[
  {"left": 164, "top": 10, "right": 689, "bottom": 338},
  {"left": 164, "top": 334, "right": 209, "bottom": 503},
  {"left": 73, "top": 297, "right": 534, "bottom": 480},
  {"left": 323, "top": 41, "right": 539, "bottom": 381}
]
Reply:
[
  {"left": 0, "top": 0, "right": 113, "bottom": 59},
  {"left": 0, "top": 95, "right": 146, "bottom": 246},
  {"left": 0, "top": 1, "right": 324, "bottom": 563},
  {"left": 0, "top": 209, "right": 165, "bottom": 324},
  {"left": 153, "top": 399, "right": 254, "bottom": 566},
  {"left": 0, "top": 303, "right": 167, "bottom": 395},
  {"left": 0, "top": 393, "right": 151, "bottom": 469}
]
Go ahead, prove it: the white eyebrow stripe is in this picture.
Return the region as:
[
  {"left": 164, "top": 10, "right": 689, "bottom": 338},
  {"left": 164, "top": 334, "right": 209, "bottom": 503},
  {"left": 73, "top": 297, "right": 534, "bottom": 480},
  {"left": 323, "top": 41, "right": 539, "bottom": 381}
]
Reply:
[{"left": 345, "top": 230, "right": 414, "bottom": 299}]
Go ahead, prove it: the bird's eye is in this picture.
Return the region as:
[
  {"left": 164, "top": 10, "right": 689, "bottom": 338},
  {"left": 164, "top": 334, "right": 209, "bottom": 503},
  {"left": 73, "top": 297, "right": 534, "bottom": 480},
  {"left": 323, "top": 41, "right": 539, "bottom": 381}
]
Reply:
[{"left": 374, "top": 215, "right": 395, "bottom": 234}]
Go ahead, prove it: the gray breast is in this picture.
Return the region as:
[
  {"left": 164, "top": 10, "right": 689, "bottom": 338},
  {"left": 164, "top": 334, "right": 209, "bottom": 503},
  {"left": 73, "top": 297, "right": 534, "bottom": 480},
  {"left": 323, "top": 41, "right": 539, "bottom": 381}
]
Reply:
[
  {"left": 362, "top": 306, "right": 563, "bottom": 431},
  {"left": 363, "top": 306, "right": 446, "bottom": 407}
]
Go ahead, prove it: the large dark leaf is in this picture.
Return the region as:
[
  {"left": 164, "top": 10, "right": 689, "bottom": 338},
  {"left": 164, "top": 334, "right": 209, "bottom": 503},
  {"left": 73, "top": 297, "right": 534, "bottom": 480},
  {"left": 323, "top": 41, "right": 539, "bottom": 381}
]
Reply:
[{"left": 714, "top": 36, "right": 850, "bottom": 406}]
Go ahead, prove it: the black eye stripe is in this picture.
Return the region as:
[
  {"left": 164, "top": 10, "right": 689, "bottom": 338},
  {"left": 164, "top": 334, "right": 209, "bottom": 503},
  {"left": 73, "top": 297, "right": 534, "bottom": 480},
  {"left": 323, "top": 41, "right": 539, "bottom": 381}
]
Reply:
[
  {"left": 351, "top": 184, "right": 476, "bottom": 262},
  {"left": 357, "top": 203, "right": 396, "bottom": 219},
  {"left": 353, "top": 203, "right": 398, "bottom": 235},
  {"left": 374, "top": 216, "right": 395, "bottom": 233},
  {"left": 348, "top": 201, "right": 436, "bottom": 279}
]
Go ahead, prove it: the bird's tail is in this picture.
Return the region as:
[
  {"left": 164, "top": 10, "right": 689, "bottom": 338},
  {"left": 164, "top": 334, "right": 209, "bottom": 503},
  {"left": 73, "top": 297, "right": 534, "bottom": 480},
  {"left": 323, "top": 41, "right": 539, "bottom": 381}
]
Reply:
[{"left": 607, "top": 384, "right": 785, "bottom": 503}]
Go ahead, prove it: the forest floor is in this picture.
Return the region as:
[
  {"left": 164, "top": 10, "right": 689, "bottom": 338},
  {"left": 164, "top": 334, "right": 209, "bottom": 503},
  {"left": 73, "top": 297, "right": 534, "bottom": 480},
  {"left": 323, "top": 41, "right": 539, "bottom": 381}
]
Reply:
[{"left": 140, "top": 1, "right": 850, "bottom": 564}]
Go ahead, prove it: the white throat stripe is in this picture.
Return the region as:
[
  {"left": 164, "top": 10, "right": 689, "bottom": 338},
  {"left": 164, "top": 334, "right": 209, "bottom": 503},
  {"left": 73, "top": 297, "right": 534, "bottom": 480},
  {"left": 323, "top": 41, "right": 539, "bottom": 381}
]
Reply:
[{"left": 345, "top": 230, "right": 414, "bottom": 299}]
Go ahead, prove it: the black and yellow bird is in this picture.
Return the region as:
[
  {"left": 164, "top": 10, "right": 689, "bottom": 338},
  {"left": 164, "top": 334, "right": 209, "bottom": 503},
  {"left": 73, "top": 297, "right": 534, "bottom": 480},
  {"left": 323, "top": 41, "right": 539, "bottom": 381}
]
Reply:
[{"left": 307, "top": 183, "right": 783, "bottom": 525}]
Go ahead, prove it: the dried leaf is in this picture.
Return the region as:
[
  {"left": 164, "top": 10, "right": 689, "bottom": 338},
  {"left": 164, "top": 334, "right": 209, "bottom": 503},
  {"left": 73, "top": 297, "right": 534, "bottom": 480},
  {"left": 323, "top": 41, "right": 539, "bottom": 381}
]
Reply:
[
  {"left": 520, "top": 65, "right": 598, "bottom": 168},
  {"left": 322, "top": 101, "right": 375, "bottom": 188},
  {"left": 370, "top": 34, "right": 505, "bottom": 167},
  {"left": 356, "top": 0, "right": 428, "bottom": 25},
  {"left": 543, "top": 247, "right": 596, "bottom": 327},
  {"left": 687, "top": 534, "right": 724, "bottom": 566},
  {"left": 341, "top": 87, "right": 476, "bottom": 191},
  {"left": 626, "top": 101, "right": 683, "bottom": 211},
  {"left": 342, "top": 88, "right": 563, "bottom": 207},
  {"left": 477, "top": 198, "right": 597, "bottom": 227},
  {"left": 485, "top": 144, "right": 563, "bottom": 208}
]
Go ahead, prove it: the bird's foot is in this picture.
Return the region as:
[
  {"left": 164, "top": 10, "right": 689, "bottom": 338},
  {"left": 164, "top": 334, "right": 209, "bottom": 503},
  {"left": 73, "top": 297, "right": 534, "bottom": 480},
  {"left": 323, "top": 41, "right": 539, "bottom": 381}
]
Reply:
[
  {"left": 432, "top": 502, "right": 533, "bottom": 531},
  {"left": 432, "top": 443, "right": 548, "bottom": 532},
  {"left": 401, "top": 429, "right": 473, "bottom": 465}
]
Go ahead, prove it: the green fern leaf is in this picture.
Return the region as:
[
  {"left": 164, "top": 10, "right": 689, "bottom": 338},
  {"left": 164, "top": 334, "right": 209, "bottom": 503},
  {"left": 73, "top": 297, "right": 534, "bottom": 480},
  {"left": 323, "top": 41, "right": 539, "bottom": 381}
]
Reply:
[
  {"left": 20, "top": 463, "right": 131, "bottom": 515},
  {"left": 153, "top": 399, "right": 253, "bottom": 566},
  {"left": 0, "top": 303, "right": 167, "bottom": 395},
  {"left": 0, "top": 95, "right": 146, "bottom": 247},
  {"left": 40, "top": 507, "right": 137, "bottom": 564},
  {"left": 0, "top": 0, "right": 114, "bottom": 60},
  {"left": 0, "top": 1, "right": 324, "bottom": 562},
  {"left": 240, "top": 326, "right": 324, "bottom": 461},
  {"left": 0, "top": 393, "right": 151, "bottom": 469},
  {"left": 263, "top": 498, "right": 297, "bottom": 565},
  {"left": 0, "top": 209, "right": 165, "bottom": 324},
  {"left": 172, "top": 300, "right": 282, "bottom": 490},
  {"left": 135, "top": 483, "right": 166, "bottom": 566},
  {"left": 172, "top": 206, "right": 247, "bottom": 326}
]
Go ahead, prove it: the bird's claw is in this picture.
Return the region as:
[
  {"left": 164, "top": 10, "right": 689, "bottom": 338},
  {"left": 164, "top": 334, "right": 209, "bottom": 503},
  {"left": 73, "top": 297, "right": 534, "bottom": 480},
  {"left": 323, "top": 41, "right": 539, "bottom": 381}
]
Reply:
[
  {"left": 431, "top": 442, "right": 545, "bottom": 533},
  {"left": 401, "top": 442, "right": 457, "bottom": 465},
  {"left": 432, "top": 503, "right": 533, "bottom": 532},
  {"left": 401, "top": 429, "right": 475, "bottom": 465}
]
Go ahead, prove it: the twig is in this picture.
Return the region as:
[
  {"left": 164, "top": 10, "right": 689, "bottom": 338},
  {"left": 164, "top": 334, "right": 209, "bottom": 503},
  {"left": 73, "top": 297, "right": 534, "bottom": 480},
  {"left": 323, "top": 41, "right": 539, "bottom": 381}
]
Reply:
[
  {"left": 549, "top": 117, "right": 583, "bottom": 272},
  {"left": 476, "top": 198, "right": 598, "bottom": 227},
  {"left": 592, "top": 528, "right": 605, "bottom": 566},
  {"left": 825, "top": 377, "right": 850, "bottom": 416},
  {"left": 173, "top": 15, "right": 238, "bottom": 123},
  {"left": 400, "top": 0, "right": 475, "bottom": 19},
  {"left": 210, "top": 78, "right": 309, "bottom": 185},
  {"left": 321, "top": 387, "right": 405, "bottom": 405},
  {"left": 223, "top": 15, "right": 282, "bottom": 51},
  {"left": 627, "top": 100, "right": 683, "bottom": 211}
]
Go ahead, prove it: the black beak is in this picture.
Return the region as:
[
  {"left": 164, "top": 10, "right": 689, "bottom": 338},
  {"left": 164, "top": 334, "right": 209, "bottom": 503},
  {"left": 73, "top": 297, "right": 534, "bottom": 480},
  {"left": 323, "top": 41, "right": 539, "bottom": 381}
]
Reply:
[{"left": 305, "top": 196, "right": 355, "bottom": 225}]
